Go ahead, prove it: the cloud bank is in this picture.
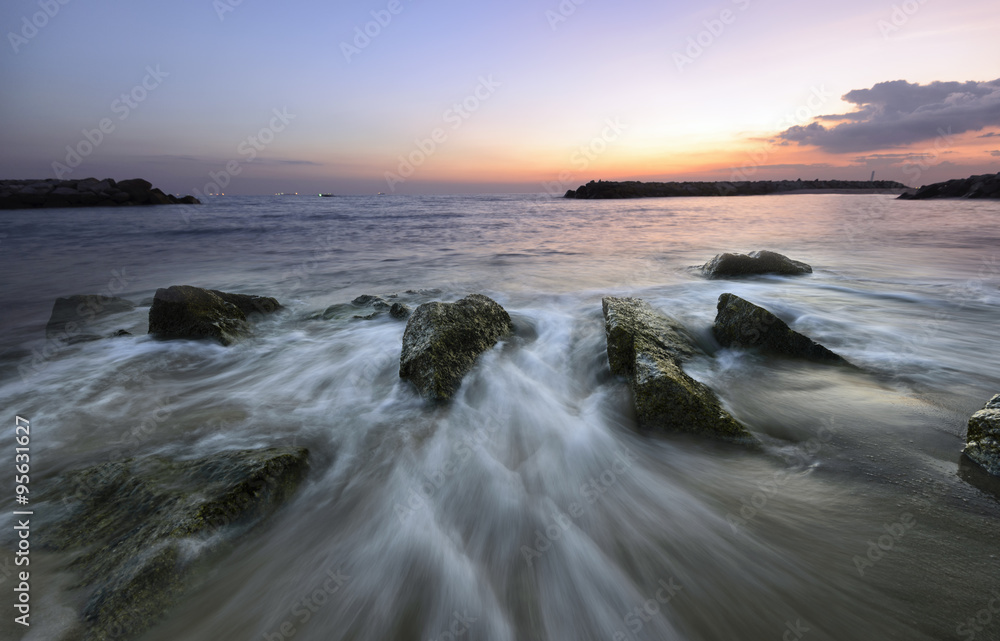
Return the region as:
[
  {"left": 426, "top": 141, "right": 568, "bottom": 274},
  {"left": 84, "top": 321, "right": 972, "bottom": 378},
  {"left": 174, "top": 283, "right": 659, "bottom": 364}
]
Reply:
[{"left": 778, "top": 79, "right": 1000, "bottom": 153}]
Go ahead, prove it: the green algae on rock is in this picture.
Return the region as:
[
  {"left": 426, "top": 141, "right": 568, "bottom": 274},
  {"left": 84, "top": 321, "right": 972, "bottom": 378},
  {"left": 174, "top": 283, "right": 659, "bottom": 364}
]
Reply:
[
  {"left": 147, "top": 285, "right": 282, "bottom": 346},
  {"left": 399, "top": 294, "right": 514, "bottom": 402},
  {"left": 44, "top": 447, "right": 309, "bottom": 641},
  {"left": 713, "top": 293, "right": 850, "bottom": 365},
  {"left": 602, "top": 296, "right": 757, "bottom": 445},
  {"left": 965, "top": 395, "right": 1000, "bottom": 477}
]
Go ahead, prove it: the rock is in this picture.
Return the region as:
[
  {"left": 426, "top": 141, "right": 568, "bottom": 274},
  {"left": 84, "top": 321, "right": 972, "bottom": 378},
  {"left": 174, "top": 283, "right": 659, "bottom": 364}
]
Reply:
[
  {"left": 44, "top": 446, "right": 309, "bottom": 641},
  {"left": 116, "top": 178, "right": 154, "bottom": 202},
  {"left": 46, "top": 295, "right": 136, "bottom": 340},
  {"left": 565, "top": 179, "right": 909, "bottom": 199},
  {"left": 898, "top": 172, "right": 1000, "bottom": 200},
  {"left": 965, "top": 395, "right": 1000, "bottom": 476},
  {"left": 399, "top": 294, "right": 514, "bottom": 402},
  {"left": 702, "top": 250, "right": 812, "bottom": 278},
  {"left": 713, "top": 293, "right": 849, "bottom": 364},
  {"left": 0, "top": 178, "right": 200, "bottom": 209},
  {"left": 352, "top": 294, "right": 390, "bottom": 309},
  {"left": 111, "top": 329, "right": 132, "bottom": 337},
  {"left": 390, "top": 302, "right": 412, "bottom": 319},
  {"left": 147, "top": 286, "right": 281, "bottom": 346},
  {"left": 602, "top": 296, "right": 757, "bottom": 445}
]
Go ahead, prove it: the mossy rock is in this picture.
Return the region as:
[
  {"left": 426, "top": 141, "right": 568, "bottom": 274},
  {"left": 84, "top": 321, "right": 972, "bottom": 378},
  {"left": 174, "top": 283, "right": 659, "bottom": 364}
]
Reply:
[
  {"left": 399, "top": 294, "right": 514, "bottom": 402},
  {"left": 713, "top": 293, "right": 850, "bottom": 365},
  {"left": 965, "top": 395, "right": 1000, "bottom": 477},
  {"left": 702, "top": 250, "right": 812, "bottom": 278},
  {"left": 602, "top": 296, "right": 757, "bottom": 445},
  {"left": 45, "top": 447, "right": 309, "bottom": 641},
  {"left": 147, "top": 285, "right": 281, "bottom": 346}
]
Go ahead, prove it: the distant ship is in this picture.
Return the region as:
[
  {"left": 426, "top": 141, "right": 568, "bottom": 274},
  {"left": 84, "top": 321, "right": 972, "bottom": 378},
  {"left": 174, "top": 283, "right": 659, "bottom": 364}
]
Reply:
[{"left": 319, "top": 193, "right": 335, "bottom": 197}]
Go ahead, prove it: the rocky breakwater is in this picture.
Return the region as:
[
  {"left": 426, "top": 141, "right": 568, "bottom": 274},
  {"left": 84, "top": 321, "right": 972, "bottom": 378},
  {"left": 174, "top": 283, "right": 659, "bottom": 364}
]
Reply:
[
  {"left": 399, "top": 294, "right": 514, "bottom": 402},
  {"left": 602, "top": 296, "right": 757, "bottom": 445},
  {"left": 0, "top": 178, "right": 200, "bottom": 209},
  {"left": 965, "top": 395, "right": 1000, "bottom": 477},
  {"left": 714, "top": 293, "right": 852, "bottom": 366},
  {"left": 148, "top": 285, "right": 282, "bottom": 346},
  {"left": 565, "top": 179, "right": 908, "bottom": 199},
  {"left": 897, "top": 172, "right": 1000, "bottom": 199},
  {"left": 41, "top": 447, "right": 310, "bottom": 641}
]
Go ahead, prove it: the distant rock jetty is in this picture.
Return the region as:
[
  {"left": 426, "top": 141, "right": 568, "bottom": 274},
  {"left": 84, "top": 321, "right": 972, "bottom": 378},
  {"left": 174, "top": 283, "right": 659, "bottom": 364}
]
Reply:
[
  {"left": 897, "top": 172, "right": 1000, "bottom": 200},
  {"left": 564, "top": 179, "right": 909, "bottom": 199},
  {"left": 0, "top": 178, "right": 200, "bottom": 209}
]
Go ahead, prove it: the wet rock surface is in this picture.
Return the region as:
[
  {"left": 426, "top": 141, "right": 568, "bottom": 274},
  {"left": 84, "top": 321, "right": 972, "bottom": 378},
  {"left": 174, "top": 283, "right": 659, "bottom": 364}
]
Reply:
[
  {"left": 602, "top": 296, "right": 757, "bottom": 445},
  {"left": 399, "top": 294, "right": 514, "bottom": 402}
]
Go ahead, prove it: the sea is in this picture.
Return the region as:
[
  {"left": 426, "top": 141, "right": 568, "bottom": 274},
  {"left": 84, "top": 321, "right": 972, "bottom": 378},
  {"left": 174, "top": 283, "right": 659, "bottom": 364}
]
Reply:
[{"left": 1, "top": 193, "right": 999, "bottom": 641}]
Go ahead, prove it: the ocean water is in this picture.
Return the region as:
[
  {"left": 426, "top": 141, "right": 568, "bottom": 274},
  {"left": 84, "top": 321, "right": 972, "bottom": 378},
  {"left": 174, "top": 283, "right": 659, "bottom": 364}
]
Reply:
[{"left": 1, "top": 193, "right": 1000, "bottom": 641}]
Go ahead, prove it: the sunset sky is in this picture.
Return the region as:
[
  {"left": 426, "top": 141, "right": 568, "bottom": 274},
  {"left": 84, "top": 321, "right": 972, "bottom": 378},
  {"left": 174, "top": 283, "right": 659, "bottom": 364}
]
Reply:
[{"left": 1, "top": 0, "right": 997, "bottom": 195}]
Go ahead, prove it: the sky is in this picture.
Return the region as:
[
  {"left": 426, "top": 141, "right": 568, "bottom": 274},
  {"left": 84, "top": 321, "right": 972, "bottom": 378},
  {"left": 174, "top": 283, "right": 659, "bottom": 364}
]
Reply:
[{"left": 0, "top": 0, "right": 998, "bottom": 195}]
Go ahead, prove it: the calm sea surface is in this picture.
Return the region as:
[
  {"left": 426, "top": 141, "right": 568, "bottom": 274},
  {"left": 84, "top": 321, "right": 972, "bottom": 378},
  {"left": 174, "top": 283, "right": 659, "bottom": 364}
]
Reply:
[{"left": 1, "top": 193, "right": 999, "bottom": 640}]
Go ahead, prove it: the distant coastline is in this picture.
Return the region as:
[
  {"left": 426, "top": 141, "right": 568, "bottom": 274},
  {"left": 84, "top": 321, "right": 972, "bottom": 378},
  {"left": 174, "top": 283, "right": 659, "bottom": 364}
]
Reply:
[{"left": 563, "top": 179, "right": 910, "bottom": 199}]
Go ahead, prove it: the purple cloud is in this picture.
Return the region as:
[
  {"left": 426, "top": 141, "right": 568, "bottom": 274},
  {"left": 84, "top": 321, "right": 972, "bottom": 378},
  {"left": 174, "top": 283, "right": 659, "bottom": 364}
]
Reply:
[{"left": 778, "top": 79, "right": 1000, "bottom": 153}]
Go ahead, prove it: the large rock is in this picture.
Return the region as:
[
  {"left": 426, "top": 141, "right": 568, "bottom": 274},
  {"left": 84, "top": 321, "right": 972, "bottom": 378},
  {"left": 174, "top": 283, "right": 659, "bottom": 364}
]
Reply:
[
  {"left": 399, "top": 294, "right": 514, "bottom": 402},
  {"left": 602, "top": 296, "right": 757, "bottom": 445},
  {"left": 965, "top": 395, "right": 1000, "bottom": 476},
  {"left": 702, "top": 250, "right": 812, "bottom": 278},
  {"left": 0, "top": 178, "right": 200, "bottom": 209},
  {"left": 713, "top": 293, "right": 849, "bottom": 364},
  {"left": 46, "top": 295, "right": 136, "bottom": 339},
  {"left": 44, "top": 446, "right": 309, "bottom": 641},
  {"left": 898, "top": 173, "right": 1000, "bottom": 200},
  {"left": 148, "top": 285, "right": 282, "bottom": 346}
]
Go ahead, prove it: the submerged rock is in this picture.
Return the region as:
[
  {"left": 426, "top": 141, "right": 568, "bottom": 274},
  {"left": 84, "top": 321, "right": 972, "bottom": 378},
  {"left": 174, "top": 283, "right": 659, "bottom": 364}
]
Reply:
[
  {"left": 352, "top": 294, "right": 390, "bottom": 309},
  {"left": 44, "top": 446, "right": 309, "bottom": 641},
  {"left": 602, "top": 296, "right": 757, "bottom": 445},
  {"left": 399, "top": 294, "right": 514, "bottom": 402},
  {"left": 702, "top": 250, "right": 812, "bottom": 278},
  {"left": 390, "top": 302, "right": 412, "bottom": 319},
  {"left": 965, "top": 395, "right": 1000, "bottom": 476},
  {"left": 147, "top": 285, "right": 281, "bottom": 346},
  {"left": 713, "top": 293, "right": 850, "bottom": 365},
  {"left": 46, "top": 295, "right": 136, "bottom": 339}
]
